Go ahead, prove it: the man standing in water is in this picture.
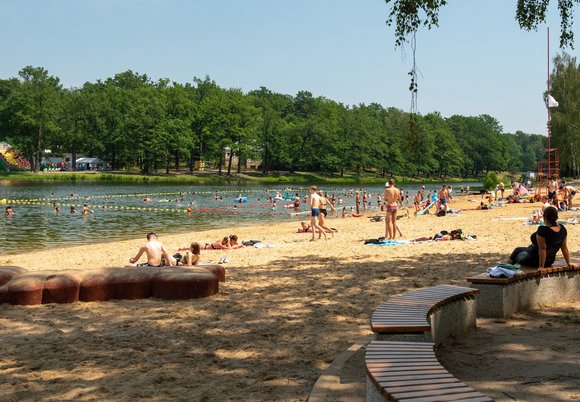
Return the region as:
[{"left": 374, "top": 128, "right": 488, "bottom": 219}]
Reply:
[
  {"left": 384, "top": 179, "right": 401, "bottom": 240},
  {"left": 309, "top": 185, "right": 327, "bottom": 241}
]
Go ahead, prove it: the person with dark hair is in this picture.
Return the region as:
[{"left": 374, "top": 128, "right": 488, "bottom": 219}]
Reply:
[
  {"left": 128, "top": 232, "right": 175, "bottom": 267},
  {"left": 507, "top": 207, "right": 574, "bottom": 273},
  {"left": 175, "top": 242, "right": 201, "bottom": 266},
  {"left": 5, "top": 206, "right": 14, "bottom": 217}
]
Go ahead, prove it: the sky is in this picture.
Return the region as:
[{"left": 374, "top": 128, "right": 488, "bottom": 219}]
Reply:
[{"left": 0, "top": 0, "right": 577, "bottom": 134}]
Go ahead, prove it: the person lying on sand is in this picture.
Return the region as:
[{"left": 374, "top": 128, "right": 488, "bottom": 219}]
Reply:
[
  {"left": 128, "top": 232, "right": 176, "bottom": 267},
  {"left": 174, "top": 242, "right": 201, "bottom": 266},
  {"left": 205, "top": 235, "right": 245, "bottom": 250},
  {"left": 297, "top": 221, "right": 337, "bottom": 233}
]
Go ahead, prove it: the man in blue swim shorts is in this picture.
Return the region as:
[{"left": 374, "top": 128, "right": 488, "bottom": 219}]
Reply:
[{"left": 309, "top": 185, "right": 326, "bottom": 241}]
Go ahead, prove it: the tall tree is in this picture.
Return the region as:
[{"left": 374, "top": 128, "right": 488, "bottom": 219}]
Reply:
[
  {"left": 550, "top": 52, "right": 580, "bottom": 177},
  {"left": 6, "top": 66, "right": 62, "bottom": 171}
]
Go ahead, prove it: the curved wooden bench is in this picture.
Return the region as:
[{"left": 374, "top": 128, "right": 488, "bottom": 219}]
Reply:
[
  {"left": 366, "top": 341, "right": 494, "bottom": 402},
  {"left": 467, "top": 264, "right": 580, "bottom": 318},
  {"left": 371, "top": 285, "right": 479, "bottom": 346},
  {"left": 0, "top": 265, "right": 225, "bottom": 306}
]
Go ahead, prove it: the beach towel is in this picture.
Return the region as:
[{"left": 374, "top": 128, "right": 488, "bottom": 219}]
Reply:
[{"left": 365, "top": 239, "right": 411, "bottom": 246}]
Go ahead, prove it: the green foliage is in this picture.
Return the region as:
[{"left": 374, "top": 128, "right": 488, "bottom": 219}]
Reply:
[
  {"left": 385, "top": 0, "right": 578, "bottom": 48},
  {"left": 0, "top": 66, "right": 548, "bottom": 179},
  {"left": 550, "top": 52, "right": 580, "bottom": 178},
  {"left": 482, "top": 171, "right": 500, "bottom": 190}
]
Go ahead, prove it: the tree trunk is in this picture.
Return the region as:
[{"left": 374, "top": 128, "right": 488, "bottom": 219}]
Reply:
[
  {"left": 227, "top": 151, "right": 234, "bottom": 176},
  {"left": 166, "top": 157, "right": 170, "bottom": 174},
  {"left": 189, "top": 149, "right": 195, "bottom": 173},
  {"left": 174, "top": 151, "right": 180, "bottom": 172},
  {"left": 34, "top": 125, "right": 43, "bottom": 172}
]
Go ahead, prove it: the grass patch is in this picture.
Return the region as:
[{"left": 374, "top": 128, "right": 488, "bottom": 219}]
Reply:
[{"left": 0, "top": 170, "right": 481, "bottom": 186}]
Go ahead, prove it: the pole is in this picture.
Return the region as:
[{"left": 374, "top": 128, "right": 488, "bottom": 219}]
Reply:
[{"left": 547, "top": 27, "right": 551, "bottom": 193}]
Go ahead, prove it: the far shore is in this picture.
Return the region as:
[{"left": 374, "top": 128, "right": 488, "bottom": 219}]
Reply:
[{"left": 0, "top": 169, "right": 482, "bottom": 186}]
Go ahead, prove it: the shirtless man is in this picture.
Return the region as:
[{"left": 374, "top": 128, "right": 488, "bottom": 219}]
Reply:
[
  {"left": 128, "top": 232, "right": 175, "bottom": 267},
  {"left": 438, "top": 185, "right": 449, "bottom": 212},
  {"left": 384, "top": 179, "right": 402, "bottom": 240},
  {"left": 309, "top": 185, "right": 327, "bottom": 241}
]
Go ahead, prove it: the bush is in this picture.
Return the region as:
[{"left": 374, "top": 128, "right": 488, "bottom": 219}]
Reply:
[{"left": 482, "top": 172, "right": 499, "bottom": 190}]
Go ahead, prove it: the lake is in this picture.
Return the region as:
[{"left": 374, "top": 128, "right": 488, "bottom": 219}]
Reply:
[{"left": 0, "top": 181, "right": 480, "bottom": 255}]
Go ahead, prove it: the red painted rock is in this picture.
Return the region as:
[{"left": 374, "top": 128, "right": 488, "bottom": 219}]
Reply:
[
  {"left": 42, "top": 271, "right": 82, "bottom": 304},
  {"left": 151, "top": 269, "right": 219, "bottom": 300},
  {"left": 109, "top": 267, "right": 153, "bottom": 300},
  {"left": 4, "top": 273, "right": 46, "bottom": 305},
  {"left": 0, "top": 266, "right": 28, "bottom": 287},
  {"left": 199, "top": 264, "right": 226, "bottom": 282},
  {"left": 79, "top": 269, "right": 116, "bottom": 302}
]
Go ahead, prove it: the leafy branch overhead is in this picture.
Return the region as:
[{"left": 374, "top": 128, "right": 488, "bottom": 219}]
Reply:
[{"left": 385, "top": 0, "right": 579, "bottom": 48}]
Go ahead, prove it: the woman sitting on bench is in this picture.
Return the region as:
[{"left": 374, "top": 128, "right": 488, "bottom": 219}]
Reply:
[{"left": 507, "top": 206, "right": 574, "bottom": 273}]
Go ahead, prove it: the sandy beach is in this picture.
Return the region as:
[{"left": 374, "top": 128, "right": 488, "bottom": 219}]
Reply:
[{"left": 1, "top": 198, "right": 579, "bottom": 401}]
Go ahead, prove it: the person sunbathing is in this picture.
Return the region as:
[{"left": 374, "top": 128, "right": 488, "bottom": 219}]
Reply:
[
  {"left": 205, "top": 235, "right": 244, "bottom": 250},
  {"left": 297, "top": 221, "right": 312, "bottom": 232},
  {"left": 175, "top": 242, "right": 201, "bottom": 266},
  {"left": 507, "top": 206, "right": 575, "bottom": 273}
]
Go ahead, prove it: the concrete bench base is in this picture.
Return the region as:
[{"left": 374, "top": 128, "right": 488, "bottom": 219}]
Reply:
[{"left": 468, "top": 269, "right": 579, "bottom": 318}]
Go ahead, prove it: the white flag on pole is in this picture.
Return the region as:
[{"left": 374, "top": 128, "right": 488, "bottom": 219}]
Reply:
[{"left": 548, "top": 95, "right": 559, "bottom": 108}]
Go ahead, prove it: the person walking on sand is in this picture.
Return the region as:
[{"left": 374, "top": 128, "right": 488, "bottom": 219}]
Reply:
[
  {"left": 317, "top": 190, "right": 335, "bottom": 238},
  {"left": 384, "top": 179, "right": 402, "bottom": 240},
  {"left": 309, "top": 185, "right": 327, "bottom": 241},
  {"left": 128, "top": 232, "right": 176, "bottom": 267},
  {"left": 355, "top": 191, "right": 361, "bottom": 215}
]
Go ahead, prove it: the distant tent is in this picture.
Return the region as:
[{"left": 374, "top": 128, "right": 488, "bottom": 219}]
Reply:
[{"left": 75, "top": 157, "right": 107, "bottom": 171}]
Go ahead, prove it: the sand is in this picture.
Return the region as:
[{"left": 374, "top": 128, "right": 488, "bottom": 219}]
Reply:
[{"left": 0, "top": 198, "right": 578, "bottom": 401}]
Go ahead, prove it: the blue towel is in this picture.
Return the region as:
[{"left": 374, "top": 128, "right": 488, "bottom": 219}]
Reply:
[{"left": 366, "top": 240, "right": 411, "bottom": 246}]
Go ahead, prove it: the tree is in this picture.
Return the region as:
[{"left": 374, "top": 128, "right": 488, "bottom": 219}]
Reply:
[
  {"left": 6, "top": 66, "right": 62, "bottom": 171},
  {"left": 550, "top": 52, "right": 580, "bottom": 177},
  {"left": 385, "top": 0, "right": 579, "bottom": 48}
]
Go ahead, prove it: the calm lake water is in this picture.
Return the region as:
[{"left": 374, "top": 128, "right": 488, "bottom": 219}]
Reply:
[{"left": 0, "top": 181, "right": 480, "bottom": 255}]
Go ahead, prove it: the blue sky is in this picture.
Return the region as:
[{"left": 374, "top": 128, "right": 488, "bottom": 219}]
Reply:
[{"left": 0, "top": 0, "right": 576, "bottom": 134}]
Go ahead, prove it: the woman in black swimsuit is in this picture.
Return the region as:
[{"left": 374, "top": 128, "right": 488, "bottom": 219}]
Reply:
[{"left": 507, "top": 206, "right": 574, "bottom": 272}]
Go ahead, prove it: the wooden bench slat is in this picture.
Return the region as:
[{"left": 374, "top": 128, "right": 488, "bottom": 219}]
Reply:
[
  {"left": 368, "top": 341, "right": 435, "bottom": 346},
  {"left": 391, "top": 386, "right": 483, "bottom": 399},
  {"left": 398, "top": 392, "right": 493, "bottom": 402},
  {"left": 367, "top": 365, "right": 442, "bottom": 373},
  {"left": 366, "top": 352, "right": 437, "bottom": 357},
  {"left": 379, "top": 377, "right": 460, "bottom": 388},
  {"left": 370, "top": 369, "right": 451, "bottom": 378},
  {"left": 386, "top": 381, "right": 468, "bottom": 394},
  {"left": 375, "top": 373, "right": 454, "bottom": 383}
]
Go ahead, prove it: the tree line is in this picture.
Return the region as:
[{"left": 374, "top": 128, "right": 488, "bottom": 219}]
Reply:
[{"left": 0, "top": 66, "right": 549, "bottom": 177}]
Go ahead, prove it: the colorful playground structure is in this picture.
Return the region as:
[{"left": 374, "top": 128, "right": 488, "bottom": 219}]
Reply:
[{"left": 0, "top": 142, "right": 30, "bottom": 171}]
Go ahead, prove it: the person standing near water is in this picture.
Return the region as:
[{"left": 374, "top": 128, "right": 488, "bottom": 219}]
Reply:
[
  {"left": 309, "top": 186, "right": 327, "bottom": 241},
  {"left": 384, "top": 179, "right": 401, "bottom": 240}
]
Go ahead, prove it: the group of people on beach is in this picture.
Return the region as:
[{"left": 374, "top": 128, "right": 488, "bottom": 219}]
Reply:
[{"left": 128, "top": 232, "right": 245, "bottom": 267}]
